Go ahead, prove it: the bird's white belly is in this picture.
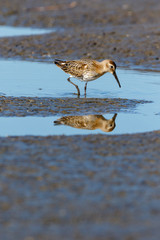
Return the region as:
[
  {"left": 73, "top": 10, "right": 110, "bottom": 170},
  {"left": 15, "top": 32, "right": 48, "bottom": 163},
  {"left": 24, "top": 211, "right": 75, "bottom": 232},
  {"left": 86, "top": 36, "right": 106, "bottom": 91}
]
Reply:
[
  {"left": 82, "top": 72, "right": 100, "bottom": 82},
  {"left": 70, "top": 72, "right": 103, "bottom": 82}
]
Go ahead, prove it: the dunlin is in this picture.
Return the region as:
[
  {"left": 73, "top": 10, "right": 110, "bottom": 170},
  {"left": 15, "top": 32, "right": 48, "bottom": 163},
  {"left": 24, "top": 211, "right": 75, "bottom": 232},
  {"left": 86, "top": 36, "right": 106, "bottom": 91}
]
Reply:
[
  {"left": 54, "top": 59, "right": 121, "bottom": 96},
  {"left": 54, "top": 113, "right": 117, "bottom": 132}
]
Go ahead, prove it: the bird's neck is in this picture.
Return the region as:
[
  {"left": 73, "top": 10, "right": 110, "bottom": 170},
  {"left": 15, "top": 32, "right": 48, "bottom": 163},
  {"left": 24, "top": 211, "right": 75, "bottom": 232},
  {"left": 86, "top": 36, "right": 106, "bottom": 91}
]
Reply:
[{"left": 94, "top": 61, "right": 106, "bottom": 74}]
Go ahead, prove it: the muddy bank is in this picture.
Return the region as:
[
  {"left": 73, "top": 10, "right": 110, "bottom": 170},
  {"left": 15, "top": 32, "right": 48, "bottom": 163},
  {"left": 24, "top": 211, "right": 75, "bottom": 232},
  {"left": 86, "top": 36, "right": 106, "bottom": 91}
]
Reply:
[
  {"left": 0, "top": 132, "right": 160, "bottom": 240},
  {"left": 0, "top": 96, "right": 148, "bottom": 116},
  {"left": 0, "top": 0, "right": 160, "bottom": 69}
]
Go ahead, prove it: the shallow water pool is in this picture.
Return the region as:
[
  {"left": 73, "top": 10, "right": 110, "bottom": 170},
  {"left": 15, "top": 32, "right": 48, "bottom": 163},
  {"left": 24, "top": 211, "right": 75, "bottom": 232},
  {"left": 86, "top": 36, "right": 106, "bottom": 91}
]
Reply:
[
  {"left": 0, "top": 59, "right": 160, "bottom": 135},
  {"left": 0, "top": 25, "right": 55, "bottom": 38},
  {"left": 0, "top": 112, "right": 159, "bottom": 137}
]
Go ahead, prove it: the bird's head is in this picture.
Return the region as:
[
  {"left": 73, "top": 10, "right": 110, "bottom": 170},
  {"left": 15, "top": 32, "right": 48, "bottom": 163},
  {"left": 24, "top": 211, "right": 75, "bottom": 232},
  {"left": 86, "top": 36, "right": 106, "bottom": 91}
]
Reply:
[
  {"left": 101, "top": 113, "right": 117, "bottom": 132},
  {"left": 102, "top": 60, "right": 121, "bottom": 88}
]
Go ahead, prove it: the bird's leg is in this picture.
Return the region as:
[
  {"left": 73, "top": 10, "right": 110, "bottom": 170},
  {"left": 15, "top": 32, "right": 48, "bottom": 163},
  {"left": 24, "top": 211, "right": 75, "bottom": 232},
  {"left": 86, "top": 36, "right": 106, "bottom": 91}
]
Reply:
[
  {"left": 84, "top": 82, "right": 87, "bottom": 97},
  {"left": 67, "top": 77, "right": 80, "bottom": 96}
]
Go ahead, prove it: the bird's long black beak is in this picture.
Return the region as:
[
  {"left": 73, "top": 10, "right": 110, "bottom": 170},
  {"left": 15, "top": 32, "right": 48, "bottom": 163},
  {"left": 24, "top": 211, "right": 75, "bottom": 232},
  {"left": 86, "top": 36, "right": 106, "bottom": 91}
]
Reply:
[
  {"left": 112, "top": 113, "right": 117, "bottom": 121},
  {"left": 113, "top": 72, "right": 121, "bottom": 88}
]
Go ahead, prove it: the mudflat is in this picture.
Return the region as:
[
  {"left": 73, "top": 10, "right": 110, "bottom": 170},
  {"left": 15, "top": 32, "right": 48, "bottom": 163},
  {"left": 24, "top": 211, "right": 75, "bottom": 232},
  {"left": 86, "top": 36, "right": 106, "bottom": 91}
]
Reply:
[{"left": 0, "top": 0, "right": 160, "bottom": 69}]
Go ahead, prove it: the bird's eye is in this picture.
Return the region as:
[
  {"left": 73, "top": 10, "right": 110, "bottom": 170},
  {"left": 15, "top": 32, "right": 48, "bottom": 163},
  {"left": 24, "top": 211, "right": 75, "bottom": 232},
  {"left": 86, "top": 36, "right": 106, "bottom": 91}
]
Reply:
[{"left": 110, "top": 65, "right": 114, "bottom": 69}]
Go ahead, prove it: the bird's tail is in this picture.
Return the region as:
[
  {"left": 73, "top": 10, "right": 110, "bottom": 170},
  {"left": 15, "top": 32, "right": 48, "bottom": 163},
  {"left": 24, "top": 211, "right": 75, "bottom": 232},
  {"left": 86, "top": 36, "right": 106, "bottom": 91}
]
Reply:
[
  {"left": 54, "top": 116, "right": 67, "bottom": 125},
  {"left": 54, "top": 120, "right": 61, "bottom": 125},
  {"left": 54, "top": 119, "right": 65, "bottom": 125},
  {"left": 54, "top": 59, "right": 66, "bottom": 66}
]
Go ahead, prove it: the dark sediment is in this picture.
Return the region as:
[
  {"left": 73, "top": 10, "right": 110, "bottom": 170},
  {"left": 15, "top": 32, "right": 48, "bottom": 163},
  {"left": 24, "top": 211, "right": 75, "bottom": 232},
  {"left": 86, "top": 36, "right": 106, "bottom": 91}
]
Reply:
[
  {"left": 0, "top": 96, "right": 148, "bottom": 116},
  {"left": 0, "top": 132, "right": 160, "bottom": 240}
]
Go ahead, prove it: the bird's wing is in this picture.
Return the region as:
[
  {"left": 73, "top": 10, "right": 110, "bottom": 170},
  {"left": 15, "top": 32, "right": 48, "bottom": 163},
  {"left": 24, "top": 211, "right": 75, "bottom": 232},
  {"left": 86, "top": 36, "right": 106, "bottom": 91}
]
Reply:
[
  {"left": 55, "top": 59, "right": 97, "bottom": 77},
  {"left": 60, "top": 60, "right": 89, "bottom": 77}
]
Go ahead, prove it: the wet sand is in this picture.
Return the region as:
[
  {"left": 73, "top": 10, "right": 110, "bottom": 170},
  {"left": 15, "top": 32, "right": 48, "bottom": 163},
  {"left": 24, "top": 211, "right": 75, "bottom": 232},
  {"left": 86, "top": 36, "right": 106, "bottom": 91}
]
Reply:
[
  {"left": 0, "top": 0, "right": 160, "bottom": 239},
  {"left": 1, "top": 133, "right": 160, "bottom": 240},
  {"left": 0, "top": 96, "right": 146, "bottom": 116}
]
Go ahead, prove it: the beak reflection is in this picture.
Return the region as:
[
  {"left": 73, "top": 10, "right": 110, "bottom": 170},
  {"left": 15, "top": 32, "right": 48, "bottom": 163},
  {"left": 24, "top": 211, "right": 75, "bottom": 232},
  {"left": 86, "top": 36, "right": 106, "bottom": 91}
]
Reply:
[{"left": 113, "top": 71, "right": 121, "bottom": 88}]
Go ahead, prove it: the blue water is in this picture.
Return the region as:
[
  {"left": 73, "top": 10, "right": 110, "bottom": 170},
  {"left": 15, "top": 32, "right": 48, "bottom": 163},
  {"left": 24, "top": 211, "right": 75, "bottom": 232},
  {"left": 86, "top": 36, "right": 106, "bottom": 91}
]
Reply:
[
  {"left": 0, "top": 25, "right": 56, "bottom": 37},
  {"left": 0, "top": 113, "right": 159, "bottom": 137},
  {"left": 0, "top": 59, "right": 160, "bottom": 136}
]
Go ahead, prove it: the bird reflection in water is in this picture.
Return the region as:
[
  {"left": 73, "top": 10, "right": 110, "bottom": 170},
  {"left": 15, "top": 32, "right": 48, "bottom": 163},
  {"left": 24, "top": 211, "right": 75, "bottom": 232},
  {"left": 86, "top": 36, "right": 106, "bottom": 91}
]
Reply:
[{"left": 54, "top": 113, "right": 117, "bottom": 133}]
